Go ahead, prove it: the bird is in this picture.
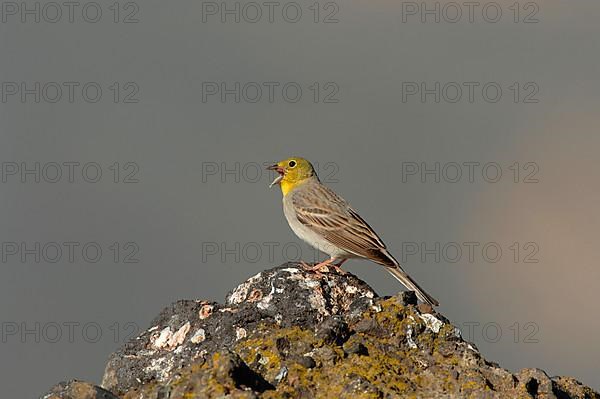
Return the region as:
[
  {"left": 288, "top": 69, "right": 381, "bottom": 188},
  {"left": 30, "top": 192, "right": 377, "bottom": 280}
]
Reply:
[{"left": 267, "top": 157, "right": 439, "bottom": 307}]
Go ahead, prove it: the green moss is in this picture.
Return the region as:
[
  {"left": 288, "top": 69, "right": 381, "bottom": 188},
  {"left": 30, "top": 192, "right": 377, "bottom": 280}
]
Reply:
[{"left": 122, "top": 296, "right": 562, "bottom": 398}]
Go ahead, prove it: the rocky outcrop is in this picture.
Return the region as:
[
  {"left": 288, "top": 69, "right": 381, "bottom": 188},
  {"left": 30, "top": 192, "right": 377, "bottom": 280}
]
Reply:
[{"left": 42, "top": 263, "right": 599, "bottom": 399}]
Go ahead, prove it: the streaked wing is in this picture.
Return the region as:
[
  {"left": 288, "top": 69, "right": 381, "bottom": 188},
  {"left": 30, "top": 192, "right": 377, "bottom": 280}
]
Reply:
[{"left": 292, "top": 182, "right": 393, "bottom": 264}]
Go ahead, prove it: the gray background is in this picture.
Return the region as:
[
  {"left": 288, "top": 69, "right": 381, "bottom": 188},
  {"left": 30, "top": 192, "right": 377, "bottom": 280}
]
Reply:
[{"left": 1, "top": 0, "right": 599, "bottom": 397}]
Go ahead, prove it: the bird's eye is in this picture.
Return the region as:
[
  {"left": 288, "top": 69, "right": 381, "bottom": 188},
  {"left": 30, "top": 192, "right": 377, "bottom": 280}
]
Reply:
[{"left": 288, "top": 160, "right": 297, "bottom": 168}]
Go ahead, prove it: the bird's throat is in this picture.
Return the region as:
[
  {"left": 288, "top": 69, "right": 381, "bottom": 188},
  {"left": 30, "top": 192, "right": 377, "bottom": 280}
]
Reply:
[{"left": 280, "top": 179, "right": 295, "bottom": 196}]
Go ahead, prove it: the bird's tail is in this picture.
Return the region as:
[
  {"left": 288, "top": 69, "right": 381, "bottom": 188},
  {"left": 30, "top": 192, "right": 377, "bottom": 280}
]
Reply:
[
  {"left": 377, "top": 249, "right": 439, "bottom": 306},
  {"left": 384, "top": 265, "right": 439, "bottom": 306}
]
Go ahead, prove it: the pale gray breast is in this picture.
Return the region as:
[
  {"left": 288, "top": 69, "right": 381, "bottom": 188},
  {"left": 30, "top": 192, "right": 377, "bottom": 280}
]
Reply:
[{"left": 283, "top": 184, "right": 353, "bottom": 258}]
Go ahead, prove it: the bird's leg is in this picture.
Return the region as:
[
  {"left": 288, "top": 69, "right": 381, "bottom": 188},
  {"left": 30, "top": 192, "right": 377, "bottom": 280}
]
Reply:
[{"left": 301, "top": 258, "right": 336, "bottom": 273}]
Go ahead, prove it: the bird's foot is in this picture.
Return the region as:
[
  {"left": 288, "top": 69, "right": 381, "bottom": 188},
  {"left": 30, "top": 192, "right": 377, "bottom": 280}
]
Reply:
[
  {"left": 299, "top": 260, "right": 314, "bottom": 270},
  {"left": 300, "top": 259, "right": 345, "bottom": 275},
  {"left": 299, "top": 260, "right": 325, "bottom": 277},
  {"left": 329, "top": 263, "right": 347, "bottom": 275}
]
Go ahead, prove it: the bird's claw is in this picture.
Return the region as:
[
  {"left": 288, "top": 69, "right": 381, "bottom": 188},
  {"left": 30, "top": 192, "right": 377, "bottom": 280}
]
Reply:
[
  {"left": 299, "top": 261, "right": 324, "bottom": 277},
  {"left": 300, "top": 259, "right": 346, "bottom": 275},
  {"left": 330, "top": 263, "right": 347, "bottom": 275}
]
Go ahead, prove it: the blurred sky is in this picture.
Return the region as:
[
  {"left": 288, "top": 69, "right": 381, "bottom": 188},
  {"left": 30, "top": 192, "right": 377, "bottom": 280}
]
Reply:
[{"left": 1, "top": 0, "right": 599, "bottom": 397}]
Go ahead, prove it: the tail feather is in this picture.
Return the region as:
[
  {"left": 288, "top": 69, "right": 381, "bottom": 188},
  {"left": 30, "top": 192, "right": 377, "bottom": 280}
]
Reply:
[
  {"left": 374, "top": 248, "right": 439, "bottom": 306},
  {"left": 384, "top": 266, "right": 439, "bottom": 306}
]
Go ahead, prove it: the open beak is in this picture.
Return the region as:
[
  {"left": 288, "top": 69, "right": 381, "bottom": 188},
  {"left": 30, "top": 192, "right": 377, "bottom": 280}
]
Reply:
[{"left": 267, "top": 164, "right": 285, "bottom": 188}]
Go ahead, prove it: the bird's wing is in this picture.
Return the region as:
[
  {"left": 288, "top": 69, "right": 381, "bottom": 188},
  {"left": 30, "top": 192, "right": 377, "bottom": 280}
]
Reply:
[{"left": 292, "top": 182, "right": 396, "bottom": 265}]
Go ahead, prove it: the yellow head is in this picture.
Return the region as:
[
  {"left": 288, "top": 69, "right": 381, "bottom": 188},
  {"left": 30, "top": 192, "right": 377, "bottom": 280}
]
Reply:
[{"left": 267, "top": 157, "right": 317, "bottom": 195}]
